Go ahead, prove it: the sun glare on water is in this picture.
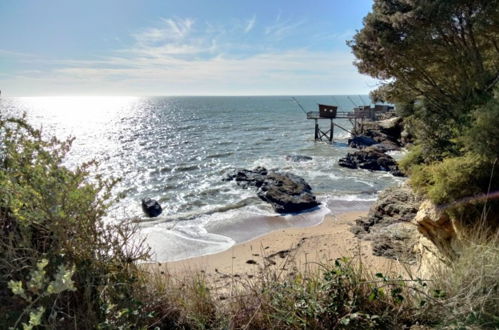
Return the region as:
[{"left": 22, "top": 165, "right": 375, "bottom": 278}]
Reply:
[{"left": 15, "top": 96, "right": 140, "bottom": 136}]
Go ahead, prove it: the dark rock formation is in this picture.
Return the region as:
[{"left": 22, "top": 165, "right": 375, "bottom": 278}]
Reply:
[
  {"left": 285, "top": 155, "right": 313, "bottom": 162},
  {"left": 225, "top": 167, "right": 320, "bottom": 213},
  {"left": 338, "top": 149, "right": 404, "bottom": 176},
  {"left": 355, "top": 117, "right": 405, "bottom": 150},
  {"left": 224, "top": 166, "right": 268, "bottom": 189},
  {"left": 348, "top": 135, "right": 377, "bottom": 149},
  {"left": 141, "top": 198, "right": 162, "bottom": 217},
  {"left": 351, "top": 185, "right": 422, "bottom": 263}
]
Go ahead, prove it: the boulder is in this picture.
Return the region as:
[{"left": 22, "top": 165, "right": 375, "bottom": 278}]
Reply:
[
  {"left": 338, "top": 149, "right": 404, "bottom": 176},
  {"left": 357, "top": 116, "right": 404, "bottom": 149},
  {"left": 223, "top": 166, "right": 267, "bottom": 189},
  {"left": 285, "top": 155, "right": 312, "bottom": 162},
  {"left": 348, "top": 135, "right": 377, "bottom": 149},
  {"left": 350, "top": 185, "right": 422, "bottom": 263},
  {"left": 225, "top": 167, "right": 320, "bottom": 213},
  {"left": 353, "top": 185, "right": 422, "bottom": 233},
  {"left": 257, "top": 172, "right": 319, "bottom": 213},
  {"left": 141, "top": 198, "right": 162, "bottom": 217}
]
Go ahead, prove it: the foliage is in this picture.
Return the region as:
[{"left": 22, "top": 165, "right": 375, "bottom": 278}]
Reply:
[
  {"left": 350, "top": 0, "right": 499, "bottom": 160},
  {"left": 409, "top": 153, "right": 499, "bottom": 224},
  {"left": 0, "top": 117, "right": 150, "bottom": 328},
  {"left": 350, "top": 0, "right": 499, "bottom": 226}
]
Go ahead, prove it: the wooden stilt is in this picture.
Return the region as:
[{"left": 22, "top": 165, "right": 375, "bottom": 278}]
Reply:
[
  {"left": 314, "top": 119, "right": 319, "bottom": 140},
  {"left": 329, "top": 118, "right": 334, "bottom": 142}
]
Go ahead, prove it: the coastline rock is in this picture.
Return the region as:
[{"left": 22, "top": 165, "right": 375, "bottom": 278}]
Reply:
[
  {"left": 412, "top": 200, "right": 463, "bottom": 276},
  {"left": 225, "top": 167, "right": 320, "bottom": 213},
  {"left": 224, "top": 166, "right": 268, "bottom": 189},
  {"left": 351, "top": 185, "right": 422, "bottom": 263},
  {"left": 338, "top": 149, "right": 404, "bottom": 176},
  {"left": 348, "top": 135, "right": 377, "bottom": 149},
  {"left": 141, "top": 198, "right": 162, "bottom": 217},
  {"left": 285, "top": 155, "right": 313, "bottom": 162},
  {"left": 355, "top": 116, "right": 405, "bottom": 150}
]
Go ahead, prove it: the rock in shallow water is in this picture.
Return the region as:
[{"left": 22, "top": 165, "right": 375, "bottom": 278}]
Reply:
[
  {"left": 141, "top": 198, "right": 162, "bottom": 217},
  {"left": 225, "top": 167, "right": 320, "bottom": 213},
  {"left": 338, "top": 149, "right": 404, "bottom": 177},
  {"left": 285, "top": 155, "right": 313, "bottom": 162},
  {"left": 348, "top": 135, "right": 377, "bottom": 149}
]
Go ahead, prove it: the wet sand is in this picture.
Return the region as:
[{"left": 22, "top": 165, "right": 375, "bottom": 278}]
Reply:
[{"left": 146, "top": 211, "right": 408, "bottom": 285}]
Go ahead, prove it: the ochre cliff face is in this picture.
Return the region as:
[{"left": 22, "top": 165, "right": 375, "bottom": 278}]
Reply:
[{"left": 412, "top": 200, "right": 464, "bottom": 275}]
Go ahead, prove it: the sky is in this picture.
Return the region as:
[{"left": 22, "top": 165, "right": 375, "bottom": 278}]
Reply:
[{"left": 0, "top": 0, "right": 377, "bottom": 96}]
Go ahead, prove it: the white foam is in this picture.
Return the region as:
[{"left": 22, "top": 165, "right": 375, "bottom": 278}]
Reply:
[{"left": 141, "top": 224, "right": 235, "bottom": 262}]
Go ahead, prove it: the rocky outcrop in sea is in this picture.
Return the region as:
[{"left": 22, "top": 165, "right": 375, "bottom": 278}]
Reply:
[
  {"left": 338, "top": 147, "right": 404, "bottom": 176},
  {"left": 339, "top": 116, "right": 408, "bottom": 176},
  {"left": 224, "top": 167, "right": 320, "bottom": 214}
]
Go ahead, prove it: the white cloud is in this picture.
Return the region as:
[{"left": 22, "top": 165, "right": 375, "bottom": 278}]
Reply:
[
  {"left": 244, "top": 15, "right": 256, "bottom": 33},
  {"left": 133, "top": 17, "right": 194, "bottom": 44},
  {"left": 0, "top": 17, "right": 377, "bottom": 96},
  {"left": 265, "top": 14, "right": 306, "bottom": 40}
]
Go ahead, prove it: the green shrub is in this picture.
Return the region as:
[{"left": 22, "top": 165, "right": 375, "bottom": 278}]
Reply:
[
  {"left": 408, "top": 154, "right": 499, "bottom": 225},
  {"left": 0, "top": 117, "right": 150, "bottom": 328},
  {"left": 463, "top": 90, "right": 499, "bottom": 160}
]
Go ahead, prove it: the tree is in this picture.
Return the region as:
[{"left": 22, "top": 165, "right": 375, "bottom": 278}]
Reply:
[{"left": 349, "top": 0, "right": 499, "bottom": 160}]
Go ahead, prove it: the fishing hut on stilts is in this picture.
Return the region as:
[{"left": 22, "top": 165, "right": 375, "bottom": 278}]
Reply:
[
  {"left": 305, "top": 105, "right": 344, "bottom": 142},
  {"left": 292, "top": 97, "right": 395, "bottom": 143}
]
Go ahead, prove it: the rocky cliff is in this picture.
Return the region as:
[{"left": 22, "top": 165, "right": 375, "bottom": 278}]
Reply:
[{"left": 353, "top": 184, "right": 466, "bottom": 275}]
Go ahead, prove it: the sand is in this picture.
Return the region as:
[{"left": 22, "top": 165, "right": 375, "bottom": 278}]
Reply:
[{"left": 146, "top": 211, "right": 408, "bottom": 286}]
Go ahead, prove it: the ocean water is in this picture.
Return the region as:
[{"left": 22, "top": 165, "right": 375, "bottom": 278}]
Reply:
[{"left": 0, "top": 95, "right": 404, "bottom": 261}]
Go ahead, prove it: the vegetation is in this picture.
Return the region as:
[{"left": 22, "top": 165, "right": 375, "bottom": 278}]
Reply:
[
  {"left": 2, "top": 1, "right": 499, "bottom": 328},
  {"left": 2, "top": 115, "right": 498, "bottom": 329},
  {"left": 349, "top": 0, "right": 499, "bottom": 225},
  {"left": 0, "top": 117, "right": 151, "bottom": 328}
]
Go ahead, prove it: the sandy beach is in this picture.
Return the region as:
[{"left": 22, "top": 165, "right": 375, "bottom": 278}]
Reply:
[{"left": 147, "top": 210, "right": 407, "bottom": 287}]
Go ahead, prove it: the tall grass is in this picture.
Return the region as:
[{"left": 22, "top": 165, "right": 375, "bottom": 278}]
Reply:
[{"left": 425, "top": 228, "right": 499, "bottom": 328}]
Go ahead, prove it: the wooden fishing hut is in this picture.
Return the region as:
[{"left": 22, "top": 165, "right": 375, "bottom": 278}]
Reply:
[
  {"left": 306, "top": 103, "right": 395, "bottom": 142},
  {"left": 306, "top": 104, "right": 354, "bottom": 142}
]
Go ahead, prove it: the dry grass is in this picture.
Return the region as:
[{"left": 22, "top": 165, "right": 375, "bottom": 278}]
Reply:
[{"left": 425, "top": 228, "right": 499, "bottom": 328}]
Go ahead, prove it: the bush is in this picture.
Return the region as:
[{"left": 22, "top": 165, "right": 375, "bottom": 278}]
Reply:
[
  {"left": 408, "top": 153, "right": 499, "bottom": 225},
  {"left": 0, "top": 117, "right": 150, "bottom": 328}
]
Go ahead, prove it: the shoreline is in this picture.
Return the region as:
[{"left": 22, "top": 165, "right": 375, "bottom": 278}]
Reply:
[{"left": 146, "top": 210, "right": 407, "bottom": 284}]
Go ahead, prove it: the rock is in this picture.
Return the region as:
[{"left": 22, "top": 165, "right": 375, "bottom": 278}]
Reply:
[
  {"left": 224, "top": 166, "right": 267, "bottom": 189},
  {"left": 370, "top": 223, "right": 419, "bottom": 263},
  {"left": 257, "top": 172, "right": 320, "bottom": 213},
  {"left": 350, "top": 185, "right": 422, "bottom": 263},
  {"left": 348, "top": 135, "right": 377, "bottom": 149},
  {"left": 285, "top": 155, "right": 312, "bottom": 162},
  {"left": 355, "top": 185, "right": 422, "bottom": 232},
  {"left": 357, "top": 116, "right": 405, "bottom": 149},
  {"left": 413, "top": 200, "right": 461, "bottom": 263},
  {"left": 378, "top": 117, "right": 403, "bottom": 137},
  {"left": 225, "top": 167, "right": 320, "bottom": 213},
  {"left": 141, "top": 198, "right": 162, "bottom": 217},
  {"left": 338, "top": 149, "right": 404, "bottom": 176}
]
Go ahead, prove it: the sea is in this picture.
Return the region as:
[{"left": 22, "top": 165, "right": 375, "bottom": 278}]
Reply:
[{"left": 0, "top": 95, "right": 404, "bottom": 261}]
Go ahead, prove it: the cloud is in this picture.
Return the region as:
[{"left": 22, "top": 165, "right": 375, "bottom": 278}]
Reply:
[
  {"left": 265, "top": 14, "right": 306, "bottom": 40},
  {"left": 0, "top": 16, "right": 377, "bottom": 96},
  {"left": 132, "top": 17, "right": 194, "bottom": 44},
  {"left": 244, "top": 15, "right": 256, "bottom": 33}
]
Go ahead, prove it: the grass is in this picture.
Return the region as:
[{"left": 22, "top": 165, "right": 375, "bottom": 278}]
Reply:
[{"left": 130, "top": 227, "right": 499, "bottom": 329}]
